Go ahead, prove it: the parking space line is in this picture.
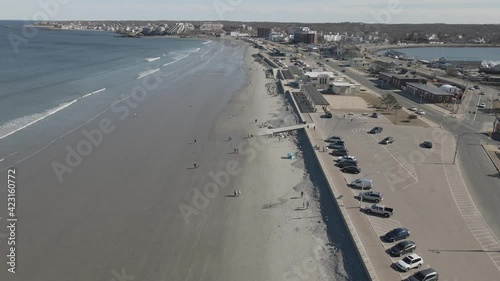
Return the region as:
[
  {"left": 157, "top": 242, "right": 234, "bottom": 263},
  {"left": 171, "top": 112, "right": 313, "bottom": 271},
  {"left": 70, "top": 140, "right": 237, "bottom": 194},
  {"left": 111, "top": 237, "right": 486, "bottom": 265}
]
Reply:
[{"left": 441, "top": 137, "right": 500, "bottom": 272}]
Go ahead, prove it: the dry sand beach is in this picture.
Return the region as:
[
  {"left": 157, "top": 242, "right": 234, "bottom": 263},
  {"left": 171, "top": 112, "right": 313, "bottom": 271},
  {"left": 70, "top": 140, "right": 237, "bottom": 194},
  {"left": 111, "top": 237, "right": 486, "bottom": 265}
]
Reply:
[{"left": 0, "top": 39, "right": 364, "bottom": 280}]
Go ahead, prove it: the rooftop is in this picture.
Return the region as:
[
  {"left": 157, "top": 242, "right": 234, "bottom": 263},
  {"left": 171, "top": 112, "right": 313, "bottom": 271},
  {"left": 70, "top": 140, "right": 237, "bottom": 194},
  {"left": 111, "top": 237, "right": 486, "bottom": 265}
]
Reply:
[
  {"left": 303, "top": 84, "right": 330, "bottom": 106},
  {"left": 288, "top": 65, "right": 304, "bottom": 76},
  {"left": 407, "top": 82, "right": 455, "bottom": 96},
  {"left": 304, "top": 71, "right": 336, "bottom": 78}
]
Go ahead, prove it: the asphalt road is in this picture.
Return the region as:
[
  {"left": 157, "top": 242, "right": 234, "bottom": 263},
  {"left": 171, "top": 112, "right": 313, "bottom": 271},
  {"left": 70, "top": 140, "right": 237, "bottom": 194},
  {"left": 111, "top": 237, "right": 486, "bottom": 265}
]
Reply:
[{"left": 321, "top": 59, "right": 500, "bottom": 240}]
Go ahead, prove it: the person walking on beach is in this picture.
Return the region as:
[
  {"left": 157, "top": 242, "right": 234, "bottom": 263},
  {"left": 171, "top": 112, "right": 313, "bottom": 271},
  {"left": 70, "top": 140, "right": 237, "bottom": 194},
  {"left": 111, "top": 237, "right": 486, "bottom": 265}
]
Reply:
[
  {"left": 255, "top": 119, "right": 258, "bottom": 123},
  {"left": 234, "top": 190, "right": 238, "bottom": 197},
  {"left": 194, "top": 162, "right": 198, "bottom": 168},
  {"left": 301, "top": 191, "right": 304, "bottom": 198},
  {"left": 306, "top": 201, "right": 310, "bottom": 209},
  {"left": 194, "top": 139, "right": 197, "bottom": 144},
  {"left": 228, "top": 136, "right": 232, "bottom": 141}
]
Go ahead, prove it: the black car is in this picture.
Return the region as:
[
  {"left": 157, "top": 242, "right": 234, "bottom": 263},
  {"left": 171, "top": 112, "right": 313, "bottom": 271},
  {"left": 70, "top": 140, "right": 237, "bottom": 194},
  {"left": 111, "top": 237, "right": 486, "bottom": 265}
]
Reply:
[
  {"left": 327, "top": 143, "right": 345, "bottom": 150},
  {"left": 324, "top": 112, "right": 333, "bottom": 118},
  {"left": 390, "top": 240, "right": 417, "bottom": 257},
  {"left": 369, "top": 127, "right": 383, "bottom": 134},
  {"left": 337, "top": 159, "right": 358, "bottom": 168},
  {"left": 406, "top": 268, "right": 439, "bottom": 281},
  {"left": 380, "top": 137, "right": 394, "bottom": 144},
  {"left": 331, "top": 149, "right": 349, "bottom": 156},
  {"left": 341, "top": 166, "right": 361, "bottom": 174},
  {"left": 385, "top": 227, "right": 410, "bottom": 242},
  {"left": 330, "top": 139, "right": 345, "bottom": 145},
  {"left": 371, "top": 112, "right": 378, "bottom": 118},
  {"left": 422, "top": 141, "right": 432, "bottom": 148},
  {"left": 325, "top": 136, "right": 342, "bottom": 142}
]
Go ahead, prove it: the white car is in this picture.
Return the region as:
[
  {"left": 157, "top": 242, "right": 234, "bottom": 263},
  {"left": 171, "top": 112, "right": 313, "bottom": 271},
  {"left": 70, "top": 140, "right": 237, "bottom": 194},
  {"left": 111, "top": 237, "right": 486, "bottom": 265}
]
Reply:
[
  {"left": 409, "top": 107, "right": 418, "bottom": 111},
  {"left": 396, "top": 254, "right": 423, "bottom": 272},
  {"left": 479, "top": 103, "right": 486, "bottom": 108},
  {"left": 417, "top": 110, "right": 426, "bottom": 115},
  {"left": 336, "top": 155, "right": 357, "bottom": 162}
]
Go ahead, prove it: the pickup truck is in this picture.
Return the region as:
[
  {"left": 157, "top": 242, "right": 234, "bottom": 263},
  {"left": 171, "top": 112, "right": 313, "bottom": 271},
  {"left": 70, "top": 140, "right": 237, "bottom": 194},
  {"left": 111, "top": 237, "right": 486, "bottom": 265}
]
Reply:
[{"left": 364, "top": 204, "right": 393, "bottom": 217}]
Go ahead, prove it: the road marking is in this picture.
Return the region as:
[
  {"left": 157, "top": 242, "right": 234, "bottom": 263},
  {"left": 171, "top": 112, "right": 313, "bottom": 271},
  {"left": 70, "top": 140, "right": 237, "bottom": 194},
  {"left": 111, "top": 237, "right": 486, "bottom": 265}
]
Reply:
[
  {"left": 441, "top": 138, "right": 500, "bottom": 272},
  {"left": 370, "top": 135, "right": 418, "bottom": 183}
]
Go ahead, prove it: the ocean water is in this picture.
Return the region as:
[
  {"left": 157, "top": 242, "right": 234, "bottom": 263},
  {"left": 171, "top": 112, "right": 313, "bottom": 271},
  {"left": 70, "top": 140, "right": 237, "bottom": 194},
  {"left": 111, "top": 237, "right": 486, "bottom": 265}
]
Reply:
[
  {"left": 379, "top": 47, "right": 500, "bottom": 61},
  {"left": 0, "top": 21, "right": 242, "bottom": 166}
]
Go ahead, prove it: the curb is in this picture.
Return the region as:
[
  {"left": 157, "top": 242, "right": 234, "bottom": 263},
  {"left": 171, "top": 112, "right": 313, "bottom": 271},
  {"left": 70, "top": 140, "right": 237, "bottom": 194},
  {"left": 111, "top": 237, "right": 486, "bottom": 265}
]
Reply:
[{"left": 481, "top": 144, "right": 500, "bottom": 173}]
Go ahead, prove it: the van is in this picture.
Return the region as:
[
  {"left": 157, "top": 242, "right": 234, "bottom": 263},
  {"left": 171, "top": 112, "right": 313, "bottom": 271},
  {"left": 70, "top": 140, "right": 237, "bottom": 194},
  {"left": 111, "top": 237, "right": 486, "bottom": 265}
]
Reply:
[{"left": 350, "top": 178, "right": 373, "bottom": 189}]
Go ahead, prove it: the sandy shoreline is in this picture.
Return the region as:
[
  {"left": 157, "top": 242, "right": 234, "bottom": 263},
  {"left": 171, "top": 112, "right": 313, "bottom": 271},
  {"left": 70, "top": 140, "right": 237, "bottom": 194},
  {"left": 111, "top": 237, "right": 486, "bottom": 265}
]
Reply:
[{"left": 0, "top": 38, "right": 356, "bottom": 280}]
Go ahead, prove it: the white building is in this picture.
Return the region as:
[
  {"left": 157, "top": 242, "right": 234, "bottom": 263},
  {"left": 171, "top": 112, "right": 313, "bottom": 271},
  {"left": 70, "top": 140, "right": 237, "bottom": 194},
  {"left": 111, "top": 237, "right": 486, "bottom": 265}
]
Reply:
[
  {"left": 348, "top": 57, "right": 369, "bottom": 67},
  {"left": 200, "top": 23, "right": 224, "bottom": 31},
  {"left": 328, "top": 82, "right": 361, "bottom": 95},
  {"left": 269, "top": 32, "right": 288, "bottom": 42}
]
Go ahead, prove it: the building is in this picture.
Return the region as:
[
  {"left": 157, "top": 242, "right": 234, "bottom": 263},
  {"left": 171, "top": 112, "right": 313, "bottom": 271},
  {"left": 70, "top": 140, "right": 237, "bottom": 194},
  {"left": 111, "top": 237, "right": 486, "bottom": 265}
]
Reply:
[
  {"left": 304, "top": 71, "right": 335, "bottom": 85},
  {"left": 378, "top": 73, "right": 427, "bottom": 89},
  {"left": 406, "top": 83, "right": 455, "bottom": 103},
  {"left": 348, "top": 57, "right": 369, "bottom": 68},
  {"left": 327, "top": 82, "right": 361, "bottom": 95},
  {"left": 301, "top": 84, "right": 330, "bottom": 112},
  {"left": 268, "top": 32, "right": 287, "bottom": 42},
  {"left": 200, "top": 22, "right": 223, "bottom": 31},
  {"left": 289, "top": 27, "right": 317, "bottom": 44},
  {"left": 370, "top": 60, "right": 397, "bottom": 73},
  {"left": 257, "top": 27, "right": 272, "bottom": 38}
]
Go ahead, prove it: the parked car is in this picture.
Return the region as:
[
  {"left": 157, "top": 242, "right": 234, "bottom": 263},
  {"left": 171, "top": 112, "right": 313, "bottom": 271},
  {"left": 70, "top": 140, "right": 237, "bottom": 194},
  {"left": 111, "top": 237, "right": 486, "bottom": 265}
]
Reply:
[
  {"left": 390, "top": 240, "right": 417, "bottom": 257},
  {"left": 350, "top": 178, "right": 373, "bottom": 189},
  {"left": 422, "top": 141, "right": 433, "bottom": 148},
  {"left": 359, "top": 191, "right": 383, "bottom": 203},
  {"left": 371, "top": 112, "right": 379, "bottom": 118},
  {"left": 385, "top": 227, "right": 410, "bottom": 242},
  {"left": 325, "top": 136, "right": 342, "bottom": 142},
  {"left": 369, "top": 127, "right": 383, "bottom": 134},
  {"left": 364, "top": 204, "right": 393, "bottom": 217},
  {"left": 479, "top": 92, "right": 485, "bottom": 95},
  {"left": 479, "top": 103, "right": 486, "bottom": 108},
  {"left": 417, "top": 110, "right": 426, "bottom": 115},
  {"left": 405, "top": 268, "right": 439, "bottom": 281},
  {"left": 474, "top": 85, "right": 480, "bottom": 89},
  {"left": 337, "top": 159, "right": 358, "bottom": 168},
  {"left": 341, "top": 166, "right": 361, "bottom": 174},
  {"left": 329, "top": 140, "right": 345, "bottom": 145},
  {"left": 328, "top": 144, "right": 345, "bottom": 150},
  {"left": 409, "top": 106, "right": 418, "bottom": 111},
  {"left": 331, "top": 149, "right": 349, "bottom": 156},
  {"left": 380, "top": 137, "right": 395, "bottom": 144},
  {"left": 395, "top": 254, "right": 424, "bottom": 272},
  {"left": 336, "top": 155, "right": 356, "bottom": 162}
]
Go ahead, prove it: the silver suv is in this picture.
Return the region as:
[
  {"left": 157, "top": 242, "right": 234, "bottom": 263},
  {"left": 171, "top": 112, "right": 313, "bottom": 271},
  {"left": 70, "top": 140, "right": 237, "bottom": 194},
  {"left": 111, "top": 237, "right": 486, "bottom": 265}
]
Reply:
[{"left": 359, "top": 191, "right": 383, "bottom": 203}]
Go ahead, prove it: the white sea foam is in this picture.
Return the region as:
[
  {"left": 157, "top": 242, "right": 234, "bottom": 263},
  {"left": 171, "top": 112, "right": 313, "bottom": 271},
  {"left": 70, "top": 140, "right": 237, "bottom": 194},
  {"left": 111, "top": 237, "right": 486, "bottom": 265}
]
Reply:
[
  {"left": 146, "top": 57, "right": 160, "bottom": 62},
  {"left": 163, "top": 48, "right": 200, "bottom": 66},
  {"left": 0, "top": 88, "right": 107, "bottom": 141},
  {"left": 202, "top": 40, "right": 212, "bottom": 45},
  {"left": 81, "top": 88, "right": 106, "bottom": 99},
  {"left": 137, "top": 68, "right": 160, "bottom": 79},
  {"left": 0, "top": 100, "right": 78, "bottom": 141}
]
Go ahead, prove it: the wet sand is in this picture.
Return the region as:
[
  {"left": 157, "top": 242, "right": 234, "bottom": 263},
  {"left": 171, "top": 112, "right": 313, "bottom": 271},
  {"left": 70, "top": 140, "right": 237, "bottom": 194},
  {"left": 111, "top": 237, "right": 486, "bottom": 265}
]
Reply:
[{"left": 0, "top": 40, "right": 349, "bottom": 280}]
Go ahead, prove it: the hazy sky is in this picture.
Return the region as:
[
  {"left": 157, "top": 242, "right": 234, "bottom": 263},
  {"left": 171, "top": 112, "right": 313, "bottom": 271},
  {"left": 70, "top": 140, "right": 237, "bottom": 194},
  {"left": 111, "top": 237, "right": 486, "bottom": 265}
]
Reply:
[{"left": 3, "top": 0, "right": 500, "bottom": 24}]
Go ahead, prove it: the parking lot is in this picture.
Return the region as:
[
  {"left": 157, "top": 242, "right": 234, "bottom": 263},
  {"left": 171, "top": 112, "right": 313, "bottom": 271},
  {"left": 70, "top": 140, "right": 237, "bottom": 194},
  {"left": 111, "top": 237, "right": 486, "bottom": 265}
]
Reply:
[{"left": 308, "top": 112, "right": 500, "bottom": 280}]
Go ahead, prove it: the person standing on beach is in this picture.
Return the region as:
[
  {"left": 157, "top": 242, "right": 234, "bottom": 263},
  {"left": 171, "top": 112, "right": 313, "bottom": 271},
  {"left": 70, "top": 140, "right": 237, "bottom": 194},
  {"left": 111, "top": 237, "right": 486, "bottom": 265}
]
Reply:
[
  {"left": 194, "top": 163, "right": 198, "bottom": 168},
  {"left": 194, "top": 139, "right": 196, "bottom": 144},
  {"left": 301, "top": 191, "right": 304, "bottom": 198},
  {"left": 306, "top": 201, "right": 310, "bottom": 209}
]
